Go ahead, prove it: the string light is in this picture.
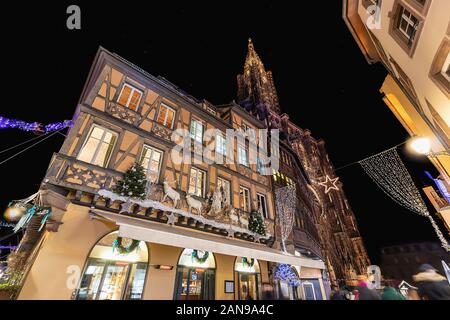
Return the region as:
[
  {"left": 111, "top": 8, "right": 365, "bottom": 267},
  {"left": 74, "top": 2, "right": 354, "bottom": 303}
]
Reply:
[
  {"left": 359, "top": 147, "right": 450, "bottom": 251},
  {"left": 274, "top": 264, "right": 300, "bottom": 286},
  {"left": 275, "top": 184, "right": 297, "bottom": 252},
  {"left": 0, "top": 116, "right": 73, "bottom": 133}
]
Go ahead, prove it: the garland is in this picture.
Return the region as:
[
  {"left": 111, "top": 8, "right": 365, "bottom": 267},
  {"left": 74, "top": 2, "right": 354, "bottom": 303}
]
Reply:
[
  {"left": 192, "top": 250, "right": 209, "bottom": 264},
  {"left": 274, "top": 264, "right": 300, "bottom": 287},
  {"left": 112, "top": 237, "right": 141, "bottom": 255},
  {"left": 242, "top": 257, "right": 255, "bottom": 268},
  {"left": 0, "top": 116, "right": 73, "bottom": 133}
]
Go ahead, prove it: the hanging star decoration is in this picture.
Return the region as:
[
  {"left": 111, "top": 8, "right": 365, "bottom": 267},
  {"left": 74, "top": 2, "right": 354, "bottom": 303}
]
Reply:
[
  {"left": 227, "top": 223, "right": 235, "bottom": 238},
  {"left": 318, "top": 175, "right": 340, "bottom": 194},
  {"left": 166, "top": 212, "right": 176, "bottom": 226},
  {"left": 119, "top": 201, "right": 133, "bottom": 214}
]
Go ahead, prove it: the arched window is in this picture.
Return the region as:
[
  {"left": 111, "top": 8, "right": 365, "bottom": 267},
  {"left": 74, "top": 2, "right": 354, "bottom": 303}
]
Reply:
[
  {"left": 234, "top": 257, "right": 261, "bottom": 300},
  {"left": 76, "top": 231, "right": 148, "bottom": 300},
  {"left": 174, "top": 249, "right": 216, "bottom": 300}
]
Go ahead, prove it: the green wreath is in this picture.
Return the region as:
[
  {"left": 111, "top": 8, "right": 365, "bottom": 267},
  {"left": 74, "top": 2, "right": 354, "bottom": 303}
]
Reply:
[
  {"left": 112, "top": 237, "right": 141, "bottom": 255},
  {"left": 242, "top": 257, "right": 255, "bottom": 268},
  {"left": 192, "top": 250, "right": 209, "bottom": 264}
]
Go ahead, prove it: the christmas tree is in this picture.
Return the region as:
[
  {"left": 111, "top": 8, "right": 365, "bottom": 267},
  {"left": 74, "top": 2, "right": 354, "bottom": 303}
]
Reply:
[
  {"left": 114, "top": 163, "right": 147, "bottom": 200},
  {"left": 248, "top": 209, "right": 266, "bottom": 236}
]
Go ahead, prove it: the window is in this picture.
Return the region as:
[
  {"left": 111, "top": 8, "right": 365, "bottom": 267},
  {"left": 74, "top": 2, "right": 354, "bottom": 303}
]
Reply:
[
  {"left": 257, "top": 157, "right": 264, "bottom": 175},
  {"left": 257, "top": 193, "right": 268, "bottom": 219},
  {"left": 239, "top": 186, "right": 251, "bottom": 212},
  {"left": 389, "top": 1, "right": 423, "bottom": 56},
  {"left": 238, "top": 145, "right": 249, "bottom": 167},
  {"left": 190, "top": 119, "right": 204, "bottom": 143},
  {"left": 429, "top": 39, "right": 450, "bottom": 97},
  {"left": 425, "top": 100, "right": 450, "bottom": 144},
  {"left": 77, "top": 125, "right": 117, "bottom": 167},
  {"left": 397, "top": 7, "right": 419, "bottom": 43},
  {"left": 189, "top": 167, "right": 206, "bottom": 197},
  {"left": 117, "top": 84, "right": 142, "bottom": 111},
  {"left": 217, "top": 177, "right": 231, "bottom": 205},
  {"left": 76, "top": 231, "right": 148, "bottom": 300},
  {"left": 156, "top": 104, "right": 176, "bottom": 129},
  {"left": 389, "top": 56, "right": 419, "bottom": 102},
  {"left": 139, "top": 145, "right": 163, "bottom": 183},
  {"left": 215, "top": 133, "right": 227, "bottom": 156}
]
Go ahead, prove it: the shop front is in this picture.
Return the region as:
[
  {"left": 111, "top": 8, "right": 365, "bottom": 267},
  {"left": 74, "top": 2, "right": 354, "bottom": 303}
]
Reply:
[
  {"left": 234, "top": 257, "right": 261, "bottom": 300},
  {"left": 173, "top": 249, "right": 216, "bottom": 300},
  {"left": 76, "top": 231, "right": 148, "bottom": 300}
]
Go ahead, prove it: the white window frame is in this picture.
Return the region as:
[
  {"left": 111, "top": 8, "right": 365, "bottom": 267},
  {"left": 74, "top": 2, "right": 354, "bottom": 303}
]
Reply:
[
  {"left": 239, "top": 186, "right": 251, "bottom": 212},
  {"left": 117, "top": 83, "right": 143, "bottom": 111},
  {"left": 156, "top": 103, "right": 176, "bottom": 129},
  {"left": 215, "top": 133, "right": 227, "bottom": 156},
  {"left": 238, "top": 144, "right": 249, "bottom": 167},
  {"left": 257, "top": 193, "right": 269, "bottom": 219},
  {"left": 190, "top": 118, "right": 204, "bottom": 143},
  {"left": 217, "top": 177, "right": 231, "bottom": 205},
  {"left": 442, "top": 52, "right": 450, "bottom": 82},
  {"left": 189, "top": 167, "right": 206, "bottom": 197},
  {"left": 77, "top": 124, "right": 118, "bottom": 168},
  {"left": 139, "top": 145, "right": 163, "bottom": 183},
  {"left": 398, "top": 7, "right": 418, "bottom": 42}
]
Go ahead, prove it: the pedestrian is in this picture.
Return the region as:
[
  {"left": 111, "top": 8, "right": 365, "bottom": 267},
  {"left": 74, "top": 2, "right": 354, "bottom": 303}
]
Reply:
[
  {"left": 356, "top": 276, "right": 381, "bottom": 300},
  {"left": 413, "top": 263, "right": 450, "bottom": 300},
  {"left": 382, "top": 285, "right": 406, "bottom": 300}
]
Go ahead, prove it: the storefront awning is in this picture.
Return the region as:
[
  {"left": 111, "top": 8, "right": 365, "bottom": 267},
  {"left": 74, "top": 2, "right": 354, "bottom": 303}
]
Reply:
[{"left": 90, "top": 210, "right": 326, "bottom": 270}]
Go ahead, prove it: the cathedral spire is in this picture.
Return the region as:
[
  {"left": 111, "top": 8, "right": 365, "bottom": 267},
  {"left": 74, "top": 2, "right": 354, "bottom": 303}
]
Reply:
[{"left": 237, "top": 39, "right": 281, "bottom": 115}]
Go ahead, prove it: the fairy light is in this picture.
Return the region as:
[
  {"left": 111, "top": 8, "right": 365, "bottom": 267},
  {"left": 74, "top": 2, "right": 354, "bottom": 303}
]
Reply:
[
  {"left": 359, "top": 147, "right": 450, "bottom": 251},
  {"left": 275, "top": 184, "right": 297, "bottom": 252},
  {"left": 0, "top": 116, "right": 73, "bottom": 133}
]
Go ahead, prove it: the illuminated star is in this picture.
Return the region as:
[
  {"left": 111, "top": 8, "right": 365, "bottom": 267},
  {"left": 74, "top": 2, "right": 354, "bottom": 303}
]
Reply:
[
  {"left": 253, "top": 234, "right": 261, "bottom": 243},
  {"left": 166, "top": 212, "right": 176, "bottom": 226},
  {"left": 318, "top": 175, "right": 339, "bottom": 194},
  {"left": 119, "top": 201, "right": 133, "bottom": 214}
]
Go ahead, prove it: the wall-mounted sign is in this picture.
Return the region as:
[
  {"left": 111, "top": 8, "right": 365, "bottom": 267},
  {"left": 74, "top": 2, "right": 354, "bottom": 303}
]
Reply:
[{"left": 224, "top": 280, "right": 234, "bottom": 293}]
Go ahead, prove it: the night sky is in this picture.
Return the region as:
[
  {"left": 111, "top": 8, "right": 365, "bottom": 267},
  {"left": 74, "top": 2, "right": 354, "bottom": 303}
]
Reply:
[{"left": 0, "top": 1, "right": 446, "bottom": 264}]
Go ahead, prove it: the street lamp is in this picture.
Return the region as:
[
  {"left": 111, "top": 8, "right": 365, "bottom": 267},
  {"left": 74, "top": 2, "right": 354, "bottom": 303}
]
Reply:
[{"left": 409, "top": 136, "right": 449, "bottom": 158}]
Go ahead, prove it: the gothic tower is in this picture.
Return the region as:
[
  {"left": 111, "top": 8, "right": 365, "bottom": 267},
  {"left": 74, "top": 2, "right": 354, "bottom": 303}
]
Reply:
[{"left": 237, "top": 38, "right": 281, "bottom": 114}]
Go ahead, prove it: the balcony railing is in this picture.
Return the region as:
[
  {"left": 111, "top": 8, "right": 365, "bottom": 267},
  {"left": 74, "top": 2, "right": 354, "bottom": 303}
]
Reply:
[
  {"left": 107, "top": 101, "right": 142, "bottom": 125},
  {"left": 44, "top": 153, "right": 122, "bottom": 194}
]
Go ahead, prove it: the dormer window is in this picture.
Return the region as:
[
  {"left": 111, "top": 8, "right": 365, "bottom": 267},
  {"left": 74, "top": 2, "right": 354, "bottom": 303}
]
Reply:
[{"left": 117, "top": 83, "right": 142, "bottom": 111}]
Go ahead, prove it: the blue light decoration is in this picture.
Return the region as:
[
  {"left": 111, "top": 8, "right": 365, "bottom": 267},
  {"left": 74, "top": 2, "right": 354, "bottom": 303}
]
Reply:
[
  {"left": 274, "top": 264, "right": 300, "bottom": 287},
  {"left": 425, "top": 171, "right": 450, "bottom": 204},
  {"left": 0, "top": 116, "right": 73, "bottom": 133}
]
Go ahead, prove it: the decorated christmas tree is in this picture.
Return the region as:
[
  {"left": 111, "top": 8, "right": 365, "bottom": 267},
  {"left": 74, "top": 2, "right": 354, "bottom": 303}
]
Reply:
[
  {"left": 114, "top": 163, "right": 147, "bottom": 200},
  {"left": 248, "top": 209, "right": 266, "bottom": 236}
]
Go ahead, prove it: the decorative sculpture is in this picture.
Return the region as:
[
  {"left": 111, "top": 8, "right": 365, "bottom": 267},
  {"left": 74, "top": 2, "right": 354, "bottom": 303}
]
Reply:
[
  {"left": 207, "top": 188, "right": 223, "bottom": 217},
  {"left": 162, "top": 179, "right": 180, "bottom": 208},
  {"left": 186, "top": 194, "right": 203, "bottom": 215}
]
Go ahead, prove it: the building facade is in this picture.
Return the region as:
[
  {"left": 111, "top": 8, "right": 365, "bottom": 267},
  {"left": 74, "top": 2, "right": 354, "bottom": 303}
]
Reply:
[
  {"left": 9, "top": 41, "right": 369, "bottom": 300},
  {"left": 343, "top": 0, "right": 450, "bottom": 231}
]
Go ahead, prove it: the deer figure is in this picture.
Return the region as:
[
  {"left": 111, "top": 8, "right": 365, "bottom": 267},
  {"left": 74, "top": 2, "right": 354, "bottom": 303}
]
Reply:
[
  {"left": 186, "top": 194, "right": 203, "bottom": 215},
  {"left": 162, "top": 179, "right": 180, "bottom": 208}
]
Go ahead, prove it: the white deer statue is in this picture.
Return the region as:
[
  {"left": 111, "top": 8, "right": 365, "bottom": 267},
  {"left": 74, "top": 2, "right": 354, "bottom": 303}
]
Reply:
[
  {"left": 186, "top": 194, "right": 203, "bottom": 215},
  {"left": 162, "top": 179, "right": 180, "bottom": 208}
]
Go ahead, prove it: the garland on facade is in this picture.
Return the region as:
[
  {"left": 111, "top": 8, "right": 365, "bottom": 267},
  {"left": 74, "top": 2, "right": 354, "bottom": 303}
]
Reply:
[
  {"left": 242, "top": 257, "right": 255, "bottom": 268},
  {"left": 192, "top": 250, "right": 209, "bottom": 264},
  {"left": 248, "top": 210, "right": 266, "bottom": 236},
  {"left": 359, "top": 147, "right": 450, "bottom": 252},
  {"left": 98, "top": 190, "right": 272, "bottom": 240},
  {"left": 274, "top": 264, "right": 300, "bottom": 287},
  {"left": 112, "top": 237, "right": 141, "bottom": 255},
  {"left": 0, "top": 116, "right": 73, "bottom": 133}
]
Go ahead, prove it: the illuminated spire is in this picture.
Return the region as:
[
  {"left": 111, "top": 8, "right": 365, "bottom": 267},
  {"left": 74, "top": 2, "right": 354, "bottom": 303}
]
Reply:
[{"left": 237, "top": 39, "right": 281, "bottom": 114}]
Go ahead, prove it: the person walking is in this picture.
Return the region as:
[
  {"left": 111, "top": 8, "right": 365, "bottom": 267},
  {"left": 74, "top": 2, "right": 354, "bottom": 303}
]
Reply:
[
  {"left": 356, "top": 277, "right": 381, "bottom": 300},
  {"left": 413, "top": 264, "right": 450, "bottom": 300},
  {"left": 382, "top": 286, "right": 406, "bottom": 300}
]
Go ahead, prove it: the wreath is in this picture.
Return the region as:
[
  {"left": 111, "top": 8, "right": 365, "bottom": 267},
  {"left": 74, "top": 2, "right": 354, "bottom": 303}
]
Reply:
[
  {"left": 242, "top": 257, "right": 255, "bottom": 268},
  {"left": 112, "top": 237, "right": 141, "bottom": 255},
  {"left": 192, "top": 250, "right": 209, "bottom": 264}
]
